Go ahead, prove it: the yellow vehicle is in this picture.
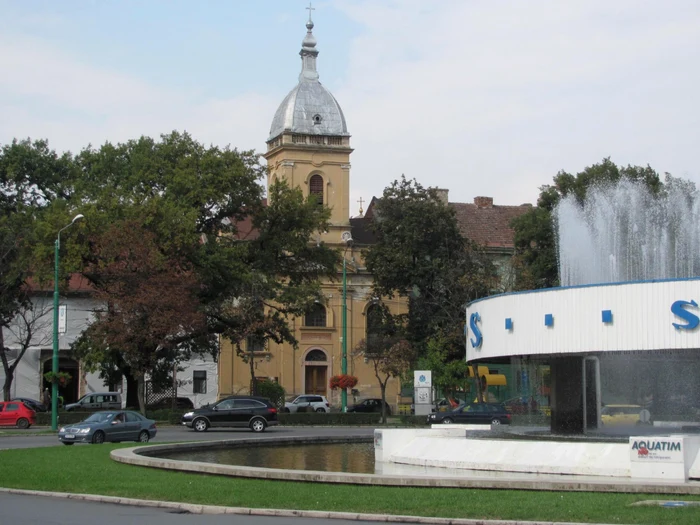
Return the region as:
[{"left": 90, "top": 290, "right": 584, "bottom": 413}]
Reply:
[{"left": 601, "top": 404, "right": 650, "bottom": 426}]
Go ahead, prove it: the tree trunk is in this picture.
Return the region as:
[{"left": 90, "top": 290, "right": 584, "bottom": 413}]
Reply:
[
  {"left": 125, "top": 370, "right": 139, "bottom": 409},
  {"left": 137, "top": 373, "right": 146, "bottom": 414},
  {"left": 2, "top": 372, "right": 12, "bottom": 402},
  {"left": 249, "top": 355, "right": 257, "bottom": 396},
  {"left": 0, "top": 331, "right": 12, "bottom": 401},
  {"left": 380, "top": 382, "right": 388, "bottom": 424}
]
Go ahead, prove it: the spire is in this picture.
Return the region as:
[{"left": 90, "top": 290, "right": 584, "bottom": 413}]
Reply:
[{"left": 299, "top": 3, "right": 319, "bottom": 82}]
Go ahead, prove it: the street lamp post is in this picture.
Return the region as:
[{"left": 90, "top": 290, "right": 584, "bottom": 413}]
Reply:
[
  {"left": 341, "top": 256, "right": 347, "bottom": 413},
  {"left": 340, "top": 231, "right": 353, "bottom": 413},
  {"left": 52, "top": 214, "right": 84, "bottom": 431}
]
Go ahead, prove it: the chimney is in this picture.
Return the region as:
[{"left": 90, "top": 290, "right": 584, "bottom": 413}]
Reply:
[
  {"left": 474, "top": 196, "right": 493, "bottom": 208},
  {"left": 435, "top": 188, "right": 449, "bottom": 205}
]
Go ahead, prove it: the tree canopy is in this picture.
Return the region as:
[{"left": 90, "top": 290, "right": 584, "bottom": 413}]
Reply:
[
  {"left": 2, "top": 131, "right": 339, "bottom": 408},
  {"left": 364, "top": 176, "right": 497, "bottom": 387}
]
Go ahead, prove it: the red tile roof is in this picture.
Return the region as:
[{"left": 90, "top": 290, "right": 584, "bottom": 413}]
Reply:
[{"left": 451, "top": 197, "right": 532, "bottom": 249}]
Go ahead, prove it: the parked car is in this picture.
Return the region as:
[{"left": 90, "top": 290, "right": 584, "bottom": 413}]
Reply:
[
  {"left": 601, "top": 404, "right": 649, "bottom": 426},
  {"left": 282, "top": 395, "right": 330, "bottom": 413},
  {"left": 64, "top": 392, "right": 122, "bottom": 412},
  {"left": 427, "top": 403, "right": 511, "bottom": 425},
  {"left": 0, "top": 401, "right": 36, "bottom": 429},
  {"left": 12, "top": 397, "right": 47, "bottom": 413},
  {"left": 58, "top": 410, "right": 157, "bottom": 445},
  {"left": 181, "top": 395, "right": 278, "bottom": 433},
  {"left": 347, "top": 398, "right": 392, "bottom": 415},
  {"left": 147, "top": 397, "right": 195, "bottom": 410}
]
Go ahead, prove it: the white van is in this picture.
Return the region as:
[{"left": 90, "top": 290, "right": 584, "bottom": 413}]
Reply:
[{"left": 64, "top": 392, "right": 122, "bottom": 412}]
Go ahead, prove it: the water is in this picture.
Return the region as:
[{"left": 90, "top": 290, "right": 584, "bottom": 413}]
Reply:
[
  {"left": 160, "top": 442, "right": 376, "bottom": 473},
  {"left": 556, "top": 179, "right": 700, "bottom": 286}
]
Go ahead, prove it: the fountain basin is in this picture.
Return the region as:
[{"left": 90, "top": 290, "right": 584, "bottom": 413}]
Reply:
[{"left": 110, "top": 433, "right": 700, "bottom": 494}]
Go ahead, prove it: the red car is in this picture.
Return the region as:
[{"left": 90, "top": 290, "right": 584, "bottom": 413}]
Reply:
[{"left": 0, "top": 401, "right": 36, "bottom": 429}]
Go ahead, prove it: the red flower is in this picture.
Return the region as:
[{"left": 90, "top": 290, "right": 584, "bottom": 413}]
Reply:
[{"left": 329, "top": 374, "right": 358, "bottom": 390}]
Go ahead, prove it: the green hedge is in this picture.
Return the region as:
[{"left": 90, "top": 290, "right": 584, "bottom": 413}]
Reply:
[
  {"left": 278, "top": 412, "right": 380, "bottom": 425},
  {"left": 398, "top": 415, "right": 430, "bottom": 426},
  {"left": 35, "top": 412, "right": 94, "bottom": 426}
]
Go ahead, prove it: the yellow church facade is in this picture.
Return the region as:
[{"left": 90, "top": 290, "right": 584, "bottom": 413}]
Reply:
[{"left": 217, "top": 15, "right": 406, "bottom": 408}]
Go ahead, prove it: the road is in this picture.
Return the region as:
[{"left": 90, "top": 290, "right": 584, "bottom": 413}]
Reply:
[
  {"left": 0, "top": 425, "right": 375, "bottom": 449},
  {"left": 0, "top": 492, "right": 393, "bottom": 525}
]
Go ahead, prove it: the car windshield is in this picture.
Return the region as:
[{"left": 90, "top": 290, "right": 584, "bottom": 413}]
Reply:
[{"left": 83, "top": 413, "right": 112, "bottom": 423}]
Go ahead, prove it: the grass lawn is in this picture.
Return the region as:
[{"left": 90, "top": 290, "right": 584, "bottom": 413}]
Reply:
[{"left": 1, "top": 444, "right": 700, "bottom": 524}]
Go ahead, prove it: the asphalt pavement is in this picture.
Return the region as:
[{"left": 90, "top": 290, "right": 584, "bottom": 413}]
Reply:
[
  {"left": 0, "top": 492, "right": 392, "bottom": 525},
  {"left": 0, "top": 425, "right": 375, "bottom": 449}
]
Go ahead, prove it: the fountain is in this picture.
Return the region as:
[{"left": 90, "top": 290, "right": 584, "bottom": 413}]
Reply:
[
  {"left": 557, "top": 179, "right": 700, "bottom": 286},
  {"left": 378, "top": 178, "right": 700, "bottom": 488}
]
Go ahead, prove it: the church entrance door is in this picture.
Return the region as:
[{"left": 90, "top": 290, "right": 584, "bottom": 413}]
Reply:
[{"left": 305, "top": 366, "right": 327, "bottom": 396}]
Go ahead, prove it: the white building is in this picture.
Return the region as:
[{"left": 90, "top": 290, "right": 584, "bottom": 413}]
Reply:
[{"left": 1, "top": 276, "right": 217, "bottom": 408}]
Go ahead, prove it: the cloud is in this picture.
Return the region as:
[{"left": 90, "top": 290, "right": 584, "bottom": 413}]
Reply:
[
  {"left": 335, "top": 0, "right": 700, "bottom": 207},
  {"left": 1, "top": 1, "right": 699, "bottom": 213},
  {"left": 0, "top": 33, "right": 274, "bottom": 156}
]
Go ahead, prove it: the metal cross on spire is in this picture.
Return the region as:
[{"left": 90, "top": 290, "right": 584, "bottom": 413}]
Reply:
[
  {"left": 357, "top": 197, "right": 365, "bottom": 216},
  {"left": 306, "top": 2, "right": 315, "bottom": 22}
]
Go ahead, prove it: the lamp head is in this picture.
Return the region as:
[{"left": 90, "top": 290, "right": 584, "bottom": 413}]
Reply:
[{"left": 71, "top": 214, "right": 85, "bottom": 224}]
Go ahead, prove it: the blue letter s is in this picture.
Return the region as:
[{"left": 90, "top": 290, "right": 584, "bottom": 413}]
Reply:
[
  {"left": 672, "top": 300, "right": 700, "bottom": 331},
  {"left": 469, "top": 312, "right": 483, "bottom": 348}
]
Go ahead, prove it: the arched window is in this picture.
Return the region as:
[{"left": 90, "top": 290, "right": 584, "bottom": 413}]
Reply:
[
  {"left": 309, "top": 174, "right": 324, "bottom": 207},
  {"left": 366, "top": 303, "right": 383, "bottom": 349},
  {"left": 306, "top": 349, "right": 327, "bottom": 361},
  {"left": 305, "top": 303, "right": 327, "bottom": 327}
]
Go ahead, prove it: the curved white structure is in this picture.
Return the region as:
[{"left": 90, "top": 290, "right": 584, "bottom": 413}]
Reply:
[{"left": 466, "top": 278, "right": 700, "bottom": 361}]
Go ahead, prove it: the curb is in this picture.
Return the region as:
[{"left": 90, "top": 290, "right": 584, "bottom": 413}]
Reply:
[{"left": 0, "top": 487, "right": 615, "bottom": 525}]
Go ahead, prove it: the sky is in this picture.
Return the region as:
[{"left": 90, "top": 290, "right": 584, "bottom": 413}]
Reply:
[{"left": 2, "top": 0, "right": 699, "bottom": 214}]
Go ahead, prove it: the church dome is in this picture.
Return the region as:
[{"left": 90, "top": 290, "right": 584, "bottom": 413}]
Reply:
[{"left": 268, "top": 17, "right": 349, "bottom": 141}]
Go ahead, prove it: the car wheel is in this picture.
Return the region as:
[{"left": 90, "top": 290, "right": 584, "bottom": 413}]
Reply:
[
  {"left": 250, "top": 418, "right": 267, "bottom": 433},
  {"left": 92, "top": 431, "right": 105, "bottom": 444},
  {"left": 442, "top": 418, "right": 454, "bottom": 424},
  {"left": 193, "top": 418, "right": 209, "bottom": 432},
  {"left": 315, "top": 407, "right": 326, "bottom": 413},
  {"left": 491, "top": 418, "right": 501, "bottom": 425},
  {"left": 281, "top": 407, "right": 290, "bottom": 413},
  {"left": 16, "top": 418, "right": 30, "bottom": 430},
  {"left": 137, "top": 430, "right": 150, "bottom": 443},
  {"left": 62, "top": 442, "right": 74, "bottom": 446}
]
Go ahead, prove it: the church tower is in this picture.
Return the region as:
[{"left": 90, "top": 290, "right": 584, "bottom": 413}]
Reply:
[{"left": 264, "top": 11, "right": 353, "bottom": 243}]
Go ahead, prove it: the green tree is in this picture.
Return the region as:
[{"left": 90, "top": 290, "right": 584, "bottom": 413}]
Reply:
[
  {"left": 511, "top": 158, "right": 664, "bottom": 290},
  {"left": 0, "top": 139, "right": 81, "bottom": 399},
  {"left": 353, "top": 302, "right": 415, "bottom": 424},
  {"left": 365, "top": 176, "right": 497, "bottom": 361},
  {"left": 67, "top": 132, "right": 338, "bottom": 405}
]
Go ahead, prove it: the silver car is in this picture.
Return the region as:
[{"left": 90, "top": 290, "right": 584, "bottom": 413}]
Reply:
[
  {"left": 282, "top": 395, "right": 330, "bottom": 413},
  {"left": 58, "top": 410, "right": 157, "bottom": 445}
]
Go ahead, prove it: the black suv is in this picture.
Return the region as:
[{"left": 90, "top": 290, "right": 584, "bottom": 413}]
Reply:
[
  {"left": 427, "top": 403, "right": 511, "bottom": 425},
  {"left": 181, "top": 396, "right": 278, "bottom": 433}
]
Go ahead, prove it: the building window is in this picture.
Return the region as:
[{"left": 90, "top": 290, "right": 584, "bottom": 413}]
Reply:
[
  {"left": 306, "top": 349, "right": 327, "bottom": 361},
  {"left": 366, "top": 303, "right": 383, "bottom": 349},
  {"left": 309, "top": 175, "right": 323, "bottom": 206},
  {"left": 193, "top": 371, "right": 207, "bottom": 394},
  {"left": 247, "top": 335, "right": 266, "bottom": 352},
  {"left": 304, "top": 303, "right": 326, "bottom": 327}
]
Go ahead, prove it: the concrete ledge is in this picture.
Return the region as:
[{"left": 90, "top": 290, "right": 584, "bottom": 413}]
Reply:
[{"left": 109, "top": 435, "right": 700, "bottom": 494}]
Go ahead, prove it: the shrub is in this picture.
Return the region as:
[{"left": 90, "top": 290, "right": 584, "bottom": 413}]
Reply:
[
  {"left": 257, "top": 379, "right": 286, "bottom": 408},
  {"left": 278, "top": 412, "right": 380, "bottom": 425}
]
